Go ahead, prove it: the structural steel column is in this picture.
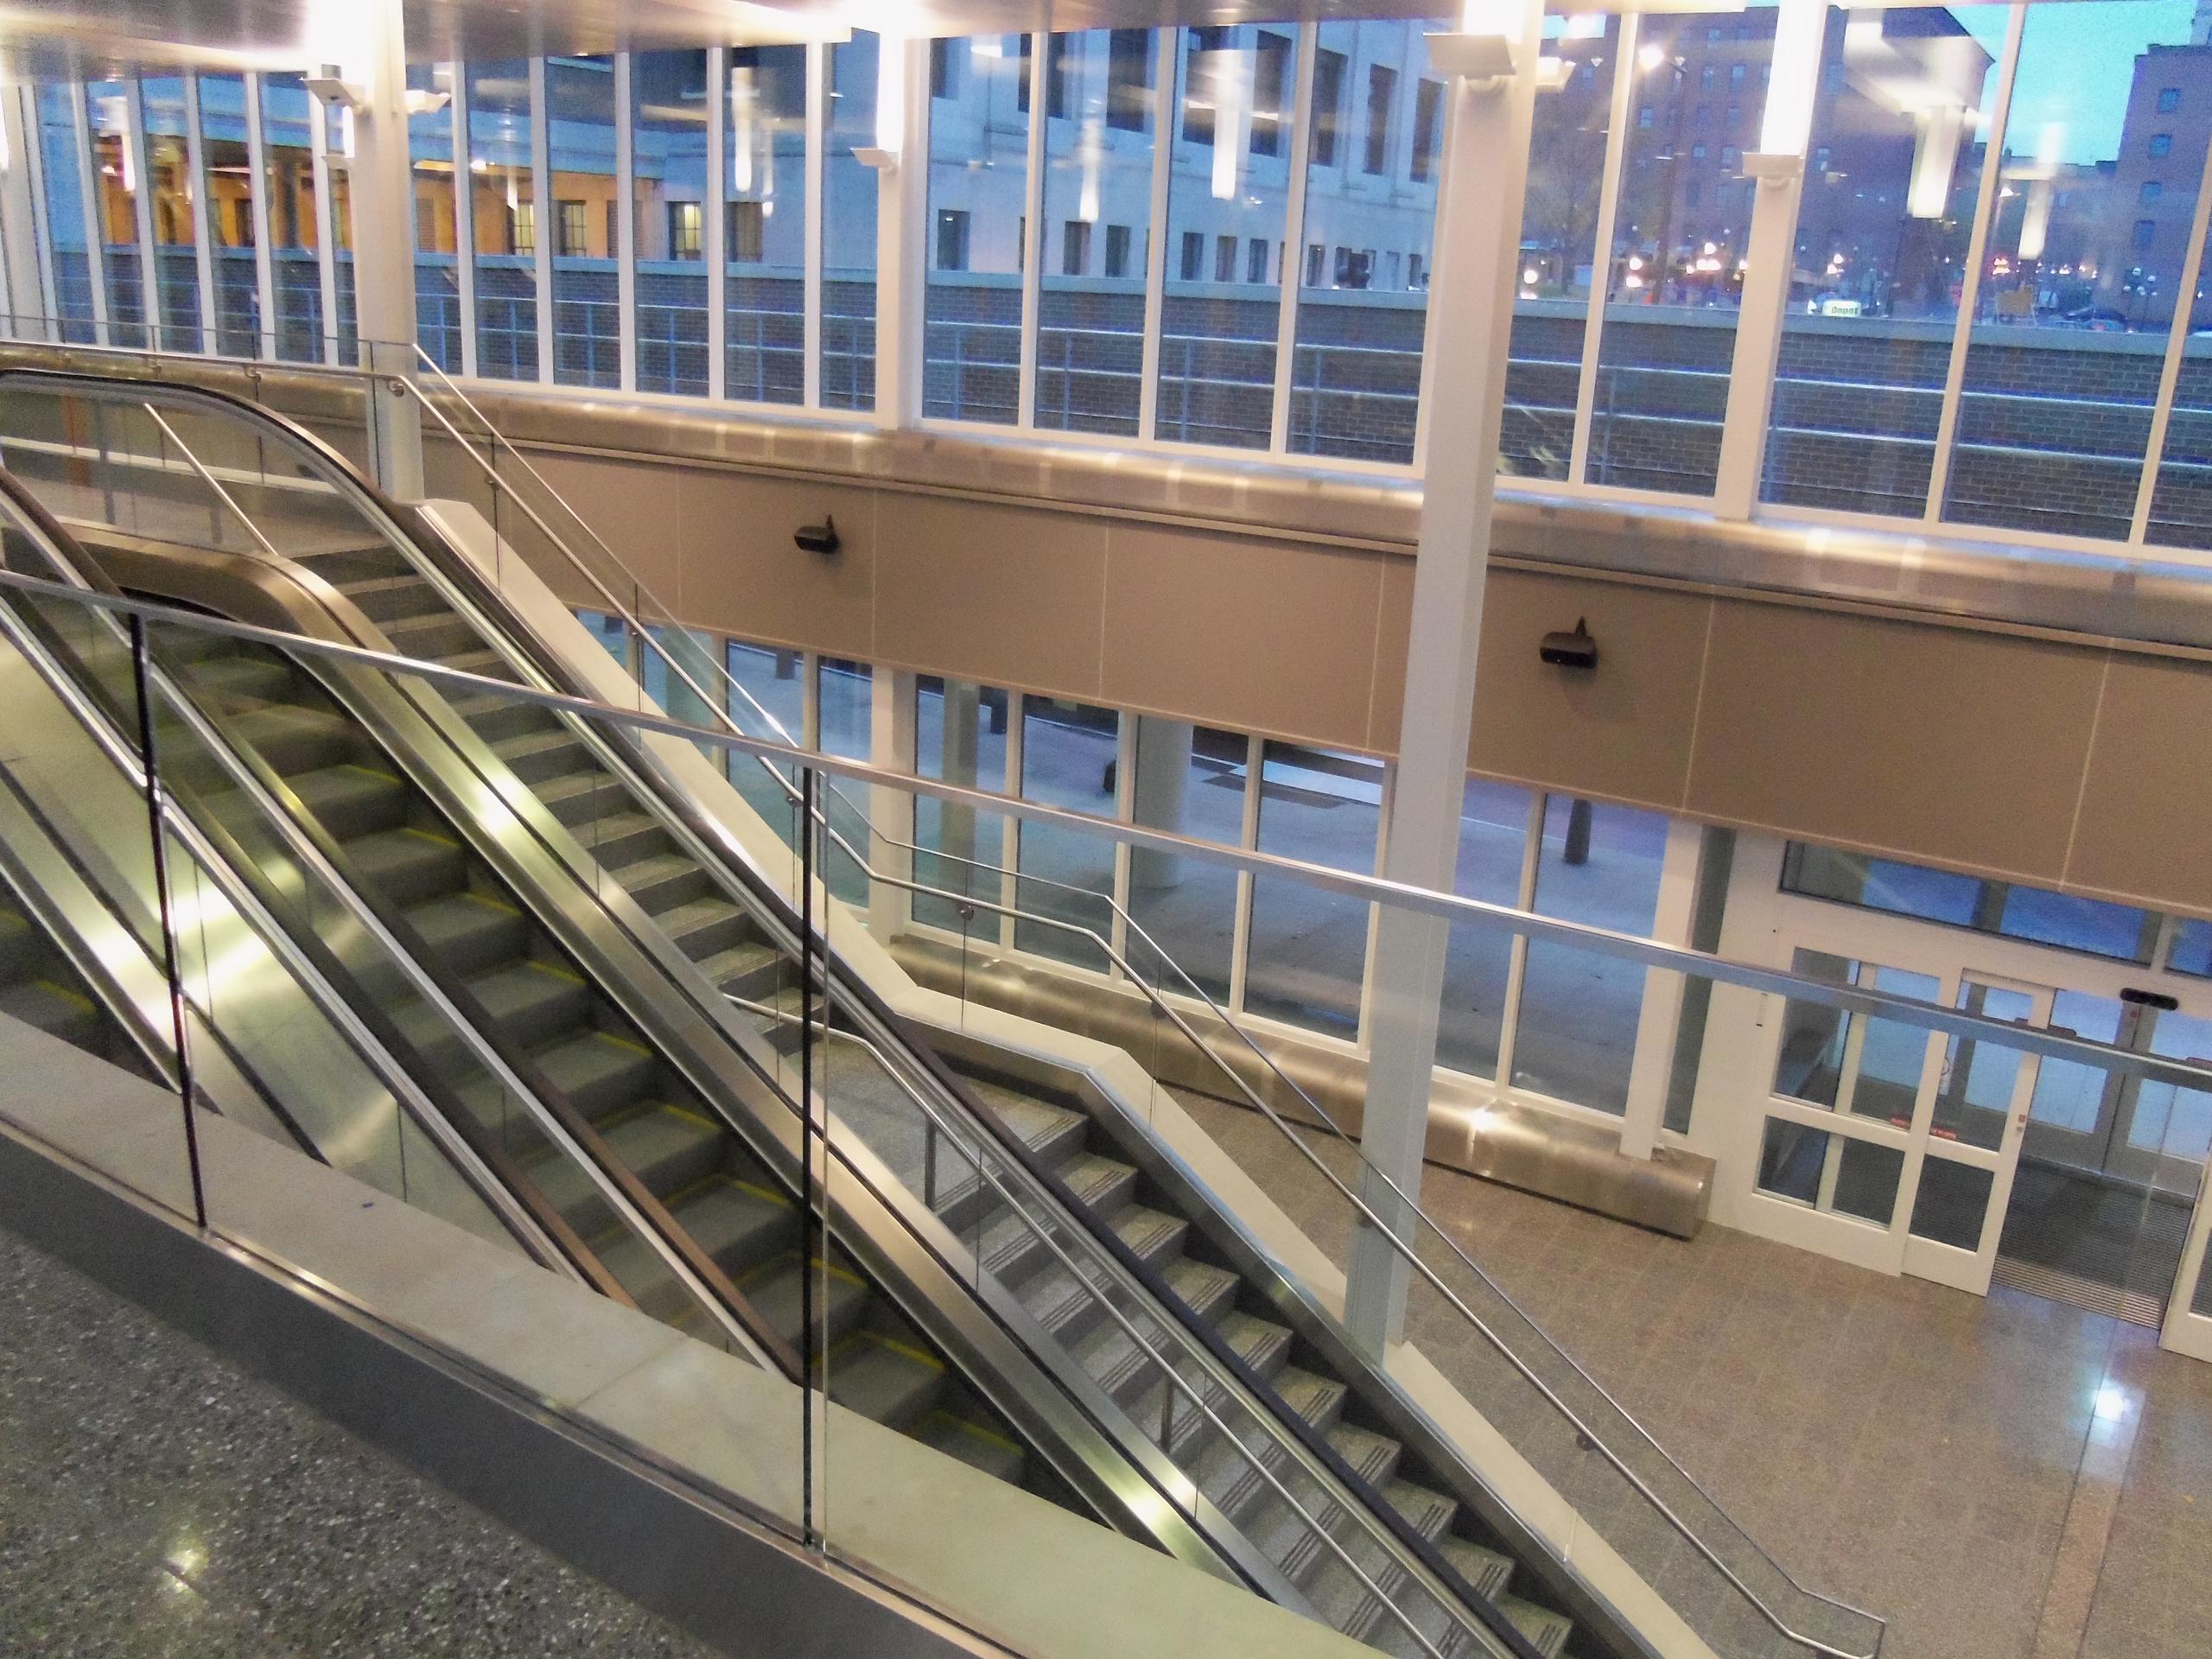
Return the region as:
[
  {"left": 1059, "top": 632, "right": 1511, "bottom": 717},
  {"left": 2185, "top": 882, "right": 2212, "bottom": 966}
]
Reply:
[
  {"left": 1346, "top": 5, "right": 1544, "bottom": 1363},
  {"left": 348, "top": 0, "right": 424, "bottom": 497}
]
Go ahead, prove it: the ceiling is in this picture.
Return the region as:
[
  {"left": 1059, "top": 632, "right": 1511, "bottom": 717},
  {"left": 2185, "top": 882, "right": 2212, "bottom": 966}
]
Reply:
[{"left": 0, "top": 0, "right": 1466, "bottom": 79}]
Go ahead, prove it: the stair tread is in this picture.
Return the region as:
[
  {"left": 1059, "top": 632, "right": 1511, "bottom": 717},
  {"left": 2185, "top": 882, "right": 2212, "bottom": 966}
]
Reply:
[
  {"left": 1496, "top": 1593, "right": 1573, "bottom": 1657},
  {"left": 912, "top": 1411, "right": 1028, "bottom": 1485},
  {"left": 824, "top": 1332, "right": 946, "bottom": 1430},
  {"left": 1435, "top": 1536, "right": 1515, "bottom": 1602}
]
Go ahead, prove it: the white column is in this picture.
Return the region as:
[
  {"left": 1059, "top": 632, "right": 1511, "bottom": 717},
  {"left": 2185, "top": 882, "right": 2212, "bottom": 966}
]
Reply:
[
  {"left": 347, "top": 0, "right": 425, "bottom": 495},
  {"left": 1711, "top": 0, "right": 1827, "bottom": 521},
  {"left": 0, "top": 86, "right": 45, "bottom": 337},
  {"left": 803, "top": 42, "right": 827, "bottom": 409},
  {"left": 869, "top": 35, "right": 928, "bottom": 429},
  {"left": 1616, "top": 814, "right": 1705, "bottom": 1159},
  {"left": 122, "top": 80, "right": 162, "bottom": 349},
  {"left": 706, "top": 46, "right": 728, "bottom": 402},
  {"left": 868, "top": 666, "right": 918, "bottom": 942},
  {"left": 614, "top": 53, "right": 638, "bottom": 392},
  {"left": 242, "top": 75, "right": 276, "bottom": 357},
  {"left": 1344, "top": 2, "right": 1545, "bottom": 1364}
]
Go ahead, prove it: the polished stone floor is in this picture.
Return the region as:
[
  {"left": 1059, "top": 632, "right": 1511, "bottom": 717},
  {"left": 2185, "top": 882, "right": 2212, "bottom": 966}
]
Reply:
[
  {"left": 0, "top": 1227, "right": 715, "bottom": 1659},
  {"left": 1179, "top": 1093, "right": 2212, "bottom": 1659}
]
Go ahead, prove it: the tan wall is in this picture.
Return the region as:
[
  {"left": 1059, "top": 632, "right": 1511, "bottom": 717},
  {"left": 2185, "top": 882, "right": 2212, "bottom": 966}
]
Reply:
[{"left": 410, "top": 424, "right": 2212, "bottom": 922}]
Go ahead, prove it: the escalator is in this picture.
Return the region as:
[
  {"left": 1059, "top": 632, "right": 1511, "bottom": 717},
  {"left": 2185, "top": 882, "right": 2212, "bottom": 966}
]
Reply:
[
  {"left": 0, "top": 875, "right": 146, "bottom": 1070},
  {"left": 0, "top": 368, "right": 1625, "bottom": 1659}
]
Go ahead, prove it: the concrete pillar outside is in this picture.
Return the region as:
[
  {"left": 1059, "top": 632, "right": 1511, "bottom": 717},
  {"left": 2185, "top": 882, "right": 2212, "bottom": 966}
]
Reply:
[
  {"left": 1344, "top": 4, "right": 1546, "bottom": 1364},
  {"left": 346, "top": 0, "right": 425, "bottom": 499},
  {"left": 1129, "top": 716, "right": 1192, "bottom": 893}
]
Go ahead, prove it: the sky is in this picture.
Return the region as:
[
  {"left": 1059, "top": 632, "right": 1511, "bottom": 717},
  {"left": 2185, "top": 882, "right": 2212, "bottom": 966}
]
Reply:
[{"left": 1959, "top": 0, "right": 2198, "bottom": 165}]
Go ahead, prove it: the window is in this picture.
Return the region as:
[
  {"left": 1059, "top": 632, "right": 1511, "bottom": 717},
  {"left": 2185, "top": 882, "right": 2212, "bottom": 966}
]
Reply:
[
  {"left": 1181, "top": 27, "right": 1230, "bottom": 143},
  {"left": 1250, "top": 31, "right": 1291, "bottom": 157},
  {"left": 1692, "top": 143, "right": 1708, "bottom": 161},
  {"left": 2159, "top": 86, "right": 2182, "bottom": 113},
  {"left": 1180, "top": 230, "right": 1204, "bottom": 281},
  {"left": 821, "top": 31, "right": 878, "bottom": 412},
  {"left": 913, "top": 677, "right": 1010, "bottom": 932},
  {"left": 937, "top": 208, "right": 970, "bottom": 270},
  {"left": 728, "top": 200, "right": 765, "bottom": 262},
  {"left": 1062, "top": 218, "right": 1090, "bottom": 276},
  {"left": 1017, "top": 35, "right": 1033, "bottom": 114},
  {"left": 1046, "top": 35, "right": 1075, "bottom": 120},
  {"left": 1700, "top": 65, "right": 1717, "bottom": 91},
  {"left": 1312, "top": 48, "right": 1346, "bottom": 165},
  {"left": 1107, "top": 29, "right": 1151, "bottom": 131},
  {"left": 1332, "top": 245, "right": 1370, "bottom": 289},
  {"left": 1215, "top": 233, "right": 1236, "bottom": 282},
  {"left": 1411, "top": 79, "right": 1443, "bottom": 182},
  {"left": 1306, "top": 242, "right": 1325, "bottom": 284},
  {"left": 1729, "top": 62, "right": 1746, "bottom": 90},
  {"left": 1685, "top": 181, "right": 1702, "bottom": 208},
  {"left": 2151, "top": 131, "right": 2174, "bottom": 158},
  {"left": 2135, "top": 217, "right": 2158, "bottom": 250},
  {"left": 930, "top": 38, "right": 961, "bottom": 99},
  {"left": 1408, "top": 251, "right": 1425, "bottom": 288},
  {"left": 556, "top": 200, "right": 588, "bottom": 257},
  {"left": 1363, "top": 64, "right": 1396, "bottom": 175},
  {"left": 466, "top": 58, "right": 539, "bottom": 382},
  {"left": 1825, "top": 61, "right": 1845, "bottom": 93},
  {"left": 1244, "top": 742, "right": 1382, "bottom": 1039},
  {"left": 1015, "top": 697, "right": 1122, "bottom": 970},
  {"left": 1128, "top": 721, "right": 1245, "bottom": 1002},
  {"left": 667, "top": 202, "right": 702, "bottom": 261},
  {"left": 508, "top": 200, "right": 536, "bottom": 256},
  {"left": 1637, "top": 104, "right": 1655, "bottom": 129},
  {"left": 1726, "top": 103, "right": 1741, "bottom": 127},
  {"left": 1104, "top": 223, "right": 1132, "bottom": 277},
  {"left": 1246, "top": 237, "right": 1268, "bottom": 283}
]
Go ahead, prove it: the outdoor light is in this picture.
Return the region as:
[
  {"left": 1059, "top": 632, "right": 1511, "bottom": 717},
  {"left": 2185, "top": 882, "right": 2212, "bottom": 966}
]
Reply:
[
  {"left": 1637, "top": 42, "right": 1667, "bottom": 73},
  {"left": 1428, "top": 0, "right": 1534, "bottom": 86}
]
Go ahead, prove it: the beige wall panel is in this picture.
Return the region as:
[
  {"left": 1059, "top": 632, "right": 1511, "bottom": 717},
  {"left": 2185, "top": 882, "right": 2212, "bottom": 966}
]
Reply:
[
  {"left": 874, "top": 495, "right": 1108, "bottom": 696},
  {"left": 1688, "top": 601, "right": 2107, "bottom": 881},
  {"left": 2065, "top": 656, "right": 2212, "bottom": 914},
  {"left": 1101, "top": 523, "right": 1385, "bottom": 750},
  {"left": 673, "top": 471, "right": 879, "bottom": 659},
  {"left": 524, "top": 450, "right": 686, "bottom": 610},
  {"left": 1369, "top": 564, "right": 1710, "bottom": 808}
]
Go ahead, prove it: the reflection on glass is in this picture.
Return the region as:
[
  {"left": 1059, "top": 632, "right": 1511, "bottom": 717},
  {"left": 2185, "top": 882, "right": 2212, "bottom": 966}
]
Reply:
[
  {"left": 35, "top": 86, "right": 97, "bottom": 343},
  {"left": 631, "top": 50, "right": 710, "bottom": 397},
  {"left": 1942, "top": 1, "right": 2206, "bottom": 541},
  {"left": 1834, "top": 1138, "right": 1905, "bottom": 1224},
  {"left": 1909, "top": 1154, "right": 1993, "bottom": 1249},
  {"left": 408, "top": 64, "right": 463, "bottom": 369},
  {"left": 1015, "top": 697, "right": 1120, "bottom": 969},
  {"left": 2030, "top": 989, "right": 2123, "bottom": 1136},
  {"left": 262, "top": 73, "right": 323, "bottom": 361},
  {"left": 1511, "top": 796, "right": 1666, "bottom": 1113},
  {"left": 728, "top": 45, "right": 808, "bottom": 404},
  {"left": 1437, "top": 780, "right": 1531, "bottom": 1079},
  {"left": 1772, "top": 947, "right": 1854, "bottom": 1108},
  {"left": 725, "top": 639, "right": 806, "bottom": 838},
  {"left": 915, "top": 676, "right": 1010, "bottom": 932},
  {"left": 1036, "top": 30, "right": 1154, "bottom": 435},
  {"left": 925, "top": 36, "right": 1031, "bottom": 423},
  {"left": 467, "top": 60, "right": 539, "bottom": 381},
  {"left": 142, "top": 77, "right": 203, "bottom": 353},
  {"left": 817, "top": 658, "right": 871, "bottom": 759},
  {"left": 1851, "top": 964, "right": 1941, "bottom": 1127},
  {"left": 1586, "top": 6, "right": 1766, "bottom": 494},
  {"left": 1504, "top": 15, "right": 1619, "bottom": 480},
  {"left": 823, "top": 33, "right": 880, "bottom": 410},
  {"left": 1931, "top": 978, "right": 2034, "bottom": 1151},
  {"left": 1128, "top": 719, "right": 1243, "bottom": 1004},
  {"left": 1758, "top": 1116, "right": 1827, "bottom": 1205},
  {"left": 1756, "top": 1118, "right": 1903, "bottom": 1224},
  {"left": 1762, "top": 7, "right": 2005, "bottom": 516},
  {"left": 87, "top": 81, "right": 148, "bottom": 347},
  {"left": 817, "top": 657, "right": 872, "bottom": 906},
  {"left": 2171, "top": 919, "right": 2212, "bottom": 979},
  {"left": 1288, "top": 21, "right": 1440, "bottom": 465},
  {"left": 544, "top": 57, "right": 617, "bottom": 389},
  {"left": 1155, "top": 26, "right": 1299, "bottom": 449},
  {"left": 1243, "top": 741, "right": 1379, "bottom": 1039}
]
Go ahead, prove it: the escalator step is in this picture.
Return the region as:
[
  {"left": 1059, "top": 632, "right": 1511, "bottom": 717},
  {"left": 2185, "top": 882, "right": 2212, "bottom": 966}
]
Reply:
[
  {"left": 741, "top": 1254, "right": 872, "bottom": 1350},
  {"left": 435, "top": 646, "right": 523, "bottom": 685},
  {"left": 180, "top": 652, "right": 296, "bottom": 706},
  {"left": 332, "top": 574, "right": 437, "bottom": 625},
  {"left": 1321, "top": 1419, "right": 1402, "bottom": 1490},
  {"left": 1436, "top": 1536, "right": 1515, "bottom": 1603},
  {"left": 593, "top": 1228, "right": 700, "bottom": 1325},
  {"left": 529, "top": 762, "right": 622, "bottom": 817},
  {"left": 0, "top": 979, "right": 99, "bottom": 1049},
  {"left": 663, "top": 1174, "right": 797, "bottom": 1273},
  {"left": 577, "top": 811, "right": 671, "bottom": 872},
  {"left": 520, "top": 1103, "right": 728, "bottom": 1237},
  {"left": 825, "top": 1331, "right": 948, "bottom": 1431},
  {"left": 1497, "top": 1594, "right": 1573, "bottom": 1658},
  {"left": 404, "top": 891, "right": 531, "bottom": 976},
  {"left": 346, "top": 826, "right": 468, "bottom": 907},
  {"left": 533, "top": 1031, "right": 661, "bottom": 1119},
  {"left": 467, "top": 960, "right": 594, "bottom": 1047},
  {"left": 1274, "top": 1365, "right": 1351, "bottom": 1435},
  {"left": 288, "top": 763, "right": 409, "bottom": 839},
  {"left": 381, "top": 613, "right": 481, "bottom": 661},
  {"left": 1377, "top": 1476, "right": 1456, "bottom": 1543},
  {"left": 0, "top": 908, "right": 39, "bottom": 978},
  {"left": 226, "top": 704, "right": 359, "bottom": 776},
  {"left": 913, "top": 1410, "right": 1029, "bottom": 1486},
  {"left": 449, "top": 691, "right": 546, "bottom": 743}
]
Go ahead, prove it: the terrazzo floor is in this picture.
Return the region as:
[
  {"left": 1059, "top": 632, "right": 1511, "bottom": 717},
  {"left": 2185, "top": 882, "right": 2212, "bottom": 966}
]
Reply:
[{"left": 0, "top": 1226, "right": 717, "bottom": 1659}]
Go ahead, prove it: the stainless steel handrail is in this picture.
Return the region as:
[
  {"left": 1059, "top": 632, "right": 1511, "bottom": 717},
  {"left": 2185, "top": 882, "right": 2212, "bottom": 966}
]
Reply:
[{"left": 727, "top": 990, "right": 1499, "bottom": 1659}]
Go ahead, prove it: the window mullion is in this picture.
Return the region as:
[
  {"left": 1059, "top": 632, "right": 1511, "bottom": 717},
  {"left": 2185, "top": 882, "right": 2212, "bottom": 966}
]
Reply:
[
  {"left": 1493, "top": 791, "right": 1545, "bottom": 1092},
  {"left": 15, "top": 86, "right": 61, "bottom": 337},
  {"left": 181, "top": 78, "right": 216, "bottom": 354},
  {"left": 241, "top": 75, "right": 276, "bottom": 357},
  {"left": 1267, "top": 25, "right": 1319, "bottom": 456},
  {"left": 1923, "top": 3, "right": 2025, "bottom": 524},
  {"left": 706, "top": 47, "right": 728, "bottom": 402},
  {"left": 450, "top": 63, "right": 480, "bottom": 379},
  {"left": 308, "top": 89, "right": 341, "bottom": 364},
  {"left": 2130, "top": 131, "right": 2212, "bottom": 545},
  {"left": 1015, "top": 35, "right": 1048, "bottom": 429},
  {"left": 1568, "top": 13, "right": 1639, "bottom": 487},
  {"left": 122, "top": 79, "right": 162, "bottom": 351},
  {"left": 528, "top": 57, "right": 553, "bottom": 385},
  {"left": 68, "top": 80, "right": 113, "bottom": 345},
  {"left": 1228, "top": 731, "right": 1264, "bottom": 1017},
  {"left": 804, "top": 41, "right": 827, "bottom": 409},
  {"left": 615, "top": 52, "right": 637, "bottom": 392},
  {"left": 1137, "top": 32, "right": 1173, "bottom": 442}
]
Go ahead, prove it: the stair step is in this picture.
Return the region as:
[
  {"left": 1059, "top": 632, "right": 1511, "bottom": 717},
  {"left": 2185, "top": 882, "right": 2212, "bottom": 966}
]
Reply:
[
  {"left": 380, "top": 613, "right": 481, "bottom": 661},
  {"left": 741, "top": 1255, "right": 872, "bottom": 1351},
  {"left": 334, "top": 573, "right": 439, "bottom": 625},
  {"left": 0, "top": 978, "right": 100, "bottom": 1049},
  {"left": 494, "top": 730, "right": 594, "bottom": 786},
  {"left": 1071, "top": 1255, "right": 1243, "bottom": 1402},
  {"left": 404, "top": 891, "right": 531, "bottom": 976},
  {"left": 226, "top": 703, "right": 358, "bottom": 776},
  {"left": 1274, "top": 1365, "right": 1351, "bottom": 1435},
  {"left": 435, "top": 646, "right": 520, "bottom": 684},
  {"left": 344, "top": 825, "right": 467, "bottom": 907},
  {"left": 577, "top": 811, "right": 671, "bottom": 872},
  {"left": 1321, "top": 1419, "right": 1402, "bottom": 1491},
  {"left": 913, "top": 1411, "right": 1028, "bottom": 1486},
  {"left": 0, "top": 908, "right": 41, "bottom": 979},
  {"left": 657, "top": 896, "right": 753, "bottom": 961},
  {"left": 467, "top": 960, "right": 594, "bottom": 1048},
  {"left": 824, "top": 1332, "right": 946, "bottom": 1431},
  {"left": 664, "top": 1174, "right": 796, "bottom": 1275},
  {"left": 1497, "top": 1594, "right": 1573, "bottom": 1658},
  {"left": 696, "top": 938, "right": 786, "bottom": 998},
  {"left": 533, "top": 1030, "right": 660, "bottom": 1119},
  {"left": 616, "top": 851, "right": 713, "bottom": 914},
  {"left": 1436, "top": 1536, "right": 1515, "bottom": 1603},
  {"left": 288, "top": 762, "right": 409, "bottom": 839}
]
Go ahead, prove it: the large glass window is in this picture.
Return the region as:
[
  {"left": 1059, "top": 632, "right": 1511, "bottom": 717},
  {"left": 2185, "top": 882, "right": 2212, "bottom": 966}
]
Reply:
[
  {"left": 823, "top": 34, "right": 880, "bottom": 411},
  {"left": 728, "top": 45, "right": 808, "bottom": 404},
  {"left": 915, "top": 676, "right": 1012, "bottom": 932},
  {"left": 407, "top": 65, "right": 461, "bottom": 370},
  {"left": 1243, "top": 741, "right": 1381, "bottom": 1040},
  {"left": 261, "top": 72, "right": 323, "bottom": 362},
  {"left": 35, "top": 86, "right": 96, "bottom": 343},
  {"left": 1128, "top": 720, "right": 1243, "bottom": 1004},
  {"left": 1510, "top": 796, "right": 1667, "bottom": 1113},
  {"left": 1015, "top": 697, "right": 1122, "bottom": 970},
  {"left": 1942, "top": 0, "right": 2207, "bottom": 541},
  {"left": 1505, "top": 15, "right": 1620, "bottom": 480},
  {"left": 1586, "top": 7, "right": 1768, "bottom": 495},
  {"left": 1438, "top": 781, "right": 1535, "bottom": 1079},
  {"left": 86, "top": 81, "right": 147, "bottom": 348},
  {"left": 141, "top": 76, "right": 202, "bottom": 353},
  {"left": 632, "top": 51, "right": 710, "bottom": 397},
  {"left": 543, "top": 57, "right": 616, "bottom": 388},
  {"left": 197, "top": 74, "right": 260, "bottom": 358},
  {"left": 925, "top": 37, "right": 1031, "bottom": 423},
  {"left": 723, "top": 639, "right": 807, "bottom": 840},
  {"left": 1035, "top": 30, "right": 1154, "bottom": 436},
  {"left": 466, "top": 60, "right": 539, "bottom": 381},
  {"left": 1761, "top": 7, "right": 2005, "bottom": 516},
  {"left": 1156, "top": 27, "right": 1300, "bottom": 449},
  {"left": 1289, "top": 22, "right": 1440, "bottom": 465}
]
